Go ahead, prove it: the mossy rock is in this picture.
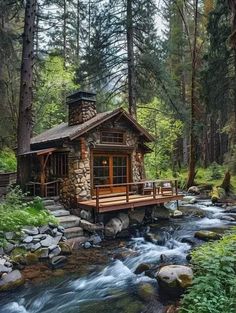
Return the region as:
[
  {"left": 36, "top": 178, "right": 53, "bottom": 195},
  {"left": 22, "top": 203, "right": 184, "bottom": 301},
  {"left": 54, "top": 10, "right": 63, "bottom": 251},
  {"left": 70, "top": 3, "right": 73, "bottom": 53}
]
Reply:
[
  {"left": 134, "top": 263, "right": 150, "bottom": 275},
  {"left": 59, "top": 242, "right": 72, "bottom": 255},
  {"left": 0, "top": 270, "right": 25, "bottom": 292},
  {"left": 137, "top": 283, "right": 156, "bottom": 302},
  {"left": 194, "top": 230, "right": 221, "bottom": 241}
]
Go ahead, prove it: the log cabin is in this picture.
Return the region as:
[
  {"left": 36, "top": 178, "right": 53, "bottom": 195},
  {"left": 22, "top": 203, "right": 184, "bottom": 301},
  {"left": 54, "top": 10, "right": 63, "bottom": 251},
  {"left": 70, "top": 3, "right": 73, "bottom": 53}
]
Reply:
[{"left": 20, "top": 90, "right": 182, "bottom": 218}]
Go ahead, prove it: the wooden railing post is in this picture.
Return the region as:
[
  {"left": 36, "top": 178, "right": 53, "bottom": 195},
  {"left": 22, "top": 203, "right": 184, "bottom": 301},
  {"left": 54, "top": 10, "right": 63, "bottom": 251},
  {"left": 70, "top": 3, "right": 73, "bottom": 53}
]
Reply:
[
  {"left": 153, "top": 181, "right": 156, "bottom": 199},
  {"left": 96, "top": 187, "right": 99, "bottom": 212},
  {"left": 175, "top": 180, "right": 178, "bottom": 195},
  {"left": 126, "top": 184, "right": 129, "bottom": 203}
]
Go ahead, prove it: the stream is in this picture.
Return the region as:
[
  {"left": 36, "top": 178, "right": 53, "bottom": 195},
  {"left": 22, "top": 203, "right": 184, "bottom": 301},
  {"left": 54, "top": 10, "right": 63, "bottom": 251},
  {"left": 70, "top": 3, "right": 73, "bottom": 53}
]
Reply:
[{"left": 0, "top": 200, "right": 235, "bottom": 313}]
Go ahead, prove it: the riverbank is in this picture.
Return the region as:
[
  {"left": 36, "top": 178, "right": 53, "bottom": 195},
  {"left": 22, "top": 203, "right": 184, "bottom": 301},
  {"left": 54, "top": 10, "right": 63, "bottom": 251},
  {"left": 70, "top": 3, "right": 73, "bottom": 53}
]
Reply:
[{"left": 1, "top": 196, "right": 236, "bottom": 313}]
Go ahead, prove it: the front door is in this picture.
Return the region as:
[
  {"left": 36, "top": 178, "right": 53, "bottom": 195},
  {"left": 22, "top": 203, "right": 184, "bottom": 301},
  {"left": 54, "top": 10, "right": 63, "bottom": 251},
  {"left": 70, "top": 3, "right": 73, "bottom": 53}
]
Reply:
[{"left": 93, "top": 153, "right": 130, "bottom": 194}]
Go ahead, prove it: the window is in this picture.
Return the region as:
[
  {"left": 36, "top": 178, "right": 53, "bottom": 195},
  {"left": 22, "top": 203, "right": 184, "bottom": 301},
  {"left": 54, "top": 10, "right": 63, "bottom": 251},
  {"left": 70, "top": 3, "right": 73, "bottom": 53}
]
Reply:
[
  {"left": 101, "top": 131, "right": 124, "bottom": 144},
  {"left": 48, "top": 152, "right": 69, "bottom": 177}
]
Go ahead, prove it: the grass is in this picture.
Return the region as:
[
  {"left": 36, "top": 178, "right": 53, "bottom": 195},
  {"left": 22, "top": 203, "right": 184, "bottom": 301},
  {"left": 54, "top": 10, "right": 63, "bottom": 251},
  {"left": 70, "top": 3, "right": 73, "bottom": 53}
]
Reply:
[{"left": 156, "top": 163, "right": 236, "bottom": 192}]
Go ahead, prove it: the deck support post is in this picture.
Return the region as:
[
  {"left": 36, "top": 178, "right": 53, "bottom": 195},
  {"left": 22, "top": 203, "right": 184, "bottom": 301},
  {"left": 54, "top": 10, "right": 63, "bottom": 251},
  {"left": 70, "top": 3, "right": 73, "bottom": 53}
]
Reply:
[{"left": 126, "top": 184, "right": 129, "bottom": 203}]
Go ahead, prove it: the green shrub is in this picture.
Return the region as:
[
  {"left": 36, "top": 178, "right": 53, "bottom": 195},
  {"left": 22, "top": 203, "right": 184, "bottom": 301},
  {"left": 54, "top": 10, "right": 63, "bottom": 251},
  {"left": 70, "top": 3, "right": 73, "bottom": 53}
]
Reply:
[
  {"left": 0, "top": 186, "right": 57, "bottom": 232},
  {"left": 0, "top": 148, "right": 17, "bottom": 173},
  {"left": 180, "top": 230, "right": 236, "bottom": 313}
]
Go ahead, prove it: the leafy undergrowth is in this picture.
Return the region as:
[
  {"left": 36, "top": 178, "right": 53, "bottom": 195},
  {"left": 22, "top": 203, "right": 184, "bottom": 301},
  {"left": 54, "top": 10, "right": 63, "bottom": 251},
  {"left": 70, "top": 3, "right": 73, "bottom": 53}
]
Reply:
[
  {"left": 0, "top": 186, "right": 57, "bottom": 242},
  {"left": 180, "top": 229, "right": 236, "bottom": 313},
  {"left": 166, "top": 163, "right": 236, "bottom": 192},
  {"left": 0, "top": 148, "right": 17, "bottom": 173}
]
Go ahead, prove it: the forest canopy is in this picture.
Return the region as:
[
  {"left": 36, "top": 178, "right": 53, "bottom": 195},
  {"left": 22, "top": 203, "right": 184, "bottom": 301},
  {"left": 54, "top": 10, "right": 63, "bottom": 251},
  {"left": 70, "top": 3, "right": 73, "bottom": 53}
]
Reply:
[{"left": 0, "top": 0, "right": 236, "bottom": 185}]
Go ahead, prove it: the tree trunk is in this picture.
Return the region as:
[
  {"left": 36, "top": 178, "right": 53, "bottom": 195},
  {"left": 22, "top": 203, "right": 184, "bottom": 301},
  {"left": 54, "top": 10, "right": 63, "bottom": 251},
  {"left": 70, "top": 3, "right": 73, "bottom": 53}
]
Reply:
[
  {"left": 76, "top": 0, "right": 80, "bottom": 60},
  {"left": 63, "top": 0, "right": 67, "bottom": 68},
  {"left": 187, "top": 0, "right": 198, "bottom": 188},
  {"left": 126, "top": 0, "right": 136, "bottom": 119},
  {"left": 17, "top": 0, "right": 37, "bottom": 186}
]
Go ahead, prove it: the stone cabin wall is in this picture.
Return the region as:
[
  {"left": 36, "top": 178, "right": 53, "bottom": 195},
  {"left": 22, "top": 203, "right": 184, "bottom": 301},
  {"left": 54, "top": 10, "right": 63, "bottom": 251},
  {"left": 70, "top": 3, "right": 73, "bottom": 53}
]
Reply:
[{"left": 60, "top": 120, "right": 146, "bottom": 208}]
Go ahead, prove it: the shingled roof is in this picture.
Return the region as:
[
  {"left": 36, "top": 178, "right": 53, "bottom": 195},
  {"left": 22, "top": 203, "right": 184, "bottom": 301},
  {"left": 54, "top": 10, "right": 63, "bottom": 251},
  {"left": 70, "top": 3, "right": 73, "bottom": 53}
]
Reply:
[{"left": 31, "top": 107, "right": 154, "bottom": 147}]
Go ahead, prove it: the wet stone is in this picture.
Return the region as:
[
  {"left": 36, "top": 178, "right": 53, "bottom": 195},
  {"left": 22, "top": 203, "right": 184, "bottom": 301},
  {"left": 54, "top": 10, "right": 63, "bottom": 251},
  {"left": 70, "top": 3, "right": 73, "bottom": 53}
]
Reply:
[
  {"left": 39, "top": 225, "right": 51, "bottom": 234},
  {"left": 49, "top": 246, "right": 61, "bottom": 258},
  {"left": 4, "top": 243, "right": 15, "bottom": 254},
  {"left": 31, "top": 243, "right": 41, "bottom": 252},
  {"left": 0, "top": 264, "right": 12, "bottom": 273},
  {"left": 22, "top": 226, "right": 39, "bottom": 236},
  {"left": 50, "top": 256, "right": 67, "bottom": 269},
  {"left": 0, "top": 247, "right": 4, "bottom": 255},
  {"left": 5, "top": 232, "right": 15, "bottom": 241},
  {"left": 23, "top": 236, "right": 33, "bottom": 243}
]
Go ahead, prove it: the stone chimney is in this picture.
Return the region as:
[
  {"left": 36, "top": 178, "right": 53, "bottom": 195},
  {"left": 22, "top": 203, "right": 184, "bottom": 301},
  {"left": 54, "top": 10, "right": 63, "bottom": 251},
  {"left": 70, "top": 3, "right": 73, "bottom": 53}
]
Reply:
[{"left": 67, "top": 90, "right": 97, "bottom": 126}]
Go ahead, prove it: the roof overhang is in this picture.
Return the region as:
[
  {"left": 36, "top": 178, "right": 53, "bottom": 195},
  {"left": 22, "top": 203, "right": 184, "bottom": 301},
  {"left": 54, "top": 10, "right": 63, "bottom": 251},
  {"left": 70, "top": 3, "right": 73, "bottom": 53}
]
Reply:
[{"left": 18, "top": 147, "right": 57, "bottom": 156}]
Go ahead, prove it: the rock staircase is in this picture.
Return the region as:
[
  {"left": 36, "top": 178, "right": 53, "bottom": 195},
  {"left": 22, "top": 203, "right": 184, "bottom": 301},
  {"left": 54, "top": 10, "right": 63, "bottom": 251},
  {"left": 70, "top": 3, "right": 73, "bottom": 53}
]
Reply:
[{"left": 42, "top": 198, "right": 84, "bottom": 240}]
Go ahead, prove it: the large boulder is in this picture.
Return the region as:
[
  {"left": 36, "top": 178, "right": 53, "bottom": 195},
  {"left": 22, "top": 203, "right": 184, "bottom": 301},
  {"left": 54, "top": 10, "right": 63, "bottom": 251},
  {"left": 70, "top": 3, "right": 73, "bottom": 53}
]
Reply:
[
  {"left": 188, "top": 186, "right": 200, "bottom": 195},
  {"left": 0, "top": 270, "right": 25, "bottom": 292},
  {"left": 129, "top": 208, "right": 145, "bottom": 224},
  {"left": 157, "top": 265, "right": 193, "bottom": 298},
  {"left": 152, "top": 206, "right": 170, "bottom": 220},
  {"left": 194, "top": 230, "right": 221, "bottom": 241},
  {"left": 182, "top": 196, "right": 197, "bottom": 204},
  {"left": 105, "top": 213, "right": 129, "bottom": 237}
]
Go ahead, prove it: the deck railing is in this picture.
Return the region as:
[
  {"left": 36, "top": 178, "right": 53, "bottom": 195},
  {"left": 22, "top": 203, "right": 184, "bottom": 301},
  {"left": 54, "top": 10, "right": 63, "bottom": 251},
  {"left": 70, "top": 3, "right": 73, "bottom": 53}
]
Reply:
[{"left": 95, "top": 179, "right": 178, "bottom": 211}]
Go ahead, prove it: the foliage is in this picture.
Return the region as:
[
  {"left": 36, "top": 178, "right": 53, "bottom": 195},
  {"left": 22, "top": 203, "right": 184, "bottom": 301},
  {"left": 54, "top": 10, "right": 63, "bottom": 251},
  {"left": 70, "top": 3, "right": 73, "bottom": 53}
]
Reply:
[
  {"left": 0, "top": 186, "right": 57, "bottom": 233},
  {"left": 180, "top": 229, "right": 236, "bottom": 313},
  {"left": 0, "top": 148, "right": 17, "bottom": 173},
  {"left": 138, "top": 99, "right": 183, "bottom": 178},
  {"left": 34, "top": 55, "right": 77, "bottom": 134}
]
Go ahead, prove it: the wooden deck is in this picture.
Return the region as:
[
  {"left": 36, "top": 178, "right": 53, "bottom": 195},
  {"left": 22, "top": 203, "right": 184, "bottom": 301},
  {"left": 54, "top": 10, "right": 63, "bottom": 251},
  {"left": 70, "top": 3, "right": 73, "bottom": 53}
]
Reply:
[{"left": 78, "top": 179, "right": 183, "bottom": 214}]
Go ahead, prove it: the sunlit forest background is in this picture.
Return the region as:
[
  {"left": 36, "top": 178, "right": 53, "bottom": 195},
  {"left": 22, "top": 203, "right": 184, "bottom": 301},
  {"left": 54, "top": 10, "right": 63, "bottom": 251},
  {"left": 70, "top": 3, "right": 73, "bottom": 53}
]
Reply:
[{"left": 0, "top": 0, "right": 236, "bottom": 187}]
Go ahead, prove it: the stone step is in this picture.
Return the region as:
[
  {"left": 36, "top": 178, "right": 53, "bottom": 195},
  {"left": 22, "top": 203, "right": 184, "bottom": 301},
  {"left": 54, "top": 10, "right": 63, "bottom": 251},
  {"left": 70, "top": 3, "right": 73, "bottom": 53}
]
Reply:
[
  {"left": 64, "top": 227, "right": 84, "bottom": 239},
  {"left": 57, "top": 215, "right": 81, "bottom": 229},
  {"left": 45, "top": 204, "right": 64, "bottom": 211},
  {"left": 51, "top": 210, "right": 70, "bottom": 217},
  {"left": 42, "top": 199, "right": 55, "bottom": 206}
]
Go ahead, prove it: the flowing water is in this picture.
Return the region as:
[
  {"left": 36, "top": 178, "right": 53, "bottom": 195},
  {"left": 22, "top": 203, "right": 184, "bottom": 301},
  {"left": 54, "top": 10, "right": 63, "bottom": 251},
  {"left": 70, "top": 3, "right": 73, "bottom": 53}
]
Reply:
[{"left": 0, "top": 201, "right": 235, "bottom": 313}]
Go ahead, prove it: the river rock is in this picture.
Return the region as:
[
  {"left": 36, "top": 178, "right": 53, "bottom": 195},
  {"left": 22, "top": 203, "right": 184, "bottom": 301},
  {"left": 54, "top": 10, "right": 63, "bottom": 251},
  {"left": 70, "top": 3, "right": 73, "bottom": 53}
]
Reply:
[
  {"left": 23, "top": 236, "right": 33, "bottom": 243},
  {"left": 0, "top": 264, "right": 12, "bottom": 274},
  {"left": 90, "top": 234, "right": 102, "bottom": 245},
  {"left": 49, "top": 246, "right": 61, "bottom": 258},
  {"left": 37, "top": 248, "right": 49, "bottom": 259},
  {"left": 59, "top": 242, "right": 72, "bottom": 255},
  {"left": 137, "top": 283, "right": 156, "bottom": 302},
  {"left": 134, "top": 263, "right": 151, "bottom": 275},
  {"left": 194, "top": 230, "right": 221, "bottom": 241},
  {"left": 80, "top": 209, "right": 93, "bottom": 221},
  {"left": 4, "top": 243, "right": 15, "bottom": 254},
  {"left": 31, "top": 243, "right": 41, "bottom": 252},
  {"left": 0, "top": 270, "right": 24, "bottom": 292},
  {"left": 5, "top": 232, "right": 15, "bottom": 241},
  {"left": 0, "top": 248, "right": 4, "bottom": 255},
  {"left": 41, "top": 235, "right": 61, "bottom": 247},
  {"left": 157, "top": 265, "right": 193, "bottom": 298},
  {"left": 39, "top": 225, "right": 51, "bottom": 234},
  {"left": 105, "top": 218, "right": 122, "bottom": 237},
  {"left": 219, "top": 215, "right": 235, "bottom": 221},
  {"left": 188, "top": 186, "right": 200, "bottom": 195},
  {"left": 83, "top": 241, "right": 92, "bottom": 249},
  {"left": 57, "top": 226, "right": 65, "bottom": 234},
  {"left": 22, "top": 226, "right": 39, "bottom": 236},
  {"left": 171, "top": 210, "right": 183, "bottom": 218},
  {"left": 152, "top": 206, "right": 170, "bottom": 219},
  {"left": 182, "top": 196, "right": 197, "bottom": 204},
  {"left": 50, "top": 256, "right": 67, "bottom": 269},
  {"left": 118, "top": 213, "right": 129, "bottom": 229},
  {"left": 129, "top": 208, "right": 145, "bottom": 224},
  {"left": 80, "top": 220, "right": 104, "bottom": 233}
]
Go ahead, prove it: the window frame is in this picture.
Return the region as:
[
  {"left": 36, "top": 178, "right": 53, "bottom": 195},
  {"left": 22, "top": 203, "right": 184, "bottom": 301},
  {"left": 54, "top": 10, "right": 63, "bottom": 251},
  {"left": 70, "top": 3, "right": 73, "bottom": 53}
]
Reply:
[{"left": 100, "top": 129, "right": 126, "bottom": 145}]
